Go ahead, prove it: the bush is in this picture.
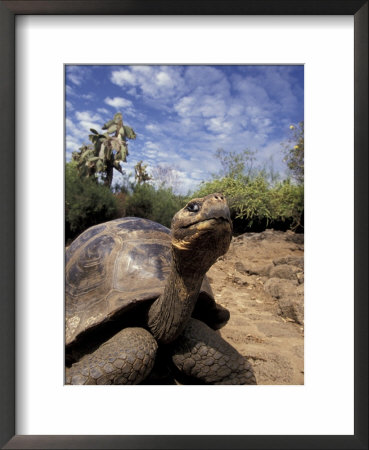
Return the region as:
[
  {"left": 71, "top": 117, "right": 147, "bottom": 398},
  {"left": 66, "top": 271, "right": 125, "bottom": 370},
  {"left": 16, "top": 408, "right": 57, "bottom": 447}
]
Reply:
[
  {"left": 125, "top": 184, "right": 185, "bottom": 228},
  {"left": 269, "top": 180, "right": 304, "bottom": 230},
  {"left": 192, "top": 173, "right": 303, "bottom": 231},
  {"left": 65, "top": 161, "right": 118, "bottom": 242}
]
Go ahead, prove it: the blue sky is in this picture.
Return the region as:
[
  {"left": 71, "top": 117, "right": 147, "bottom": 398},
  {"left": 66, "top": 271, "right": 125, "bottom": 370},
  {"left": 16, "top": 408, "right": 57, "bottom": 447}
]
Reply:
[{"left": 65, "top": 65, "right": 304, "bottom": 194}]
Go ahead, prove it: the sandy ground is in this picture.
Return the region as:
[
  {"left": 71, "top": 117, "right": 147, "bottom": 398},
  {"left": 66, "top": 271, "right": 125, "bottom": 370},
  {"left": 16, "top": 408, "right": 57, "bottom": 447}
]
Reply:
[{"left": 208, "top": 229, "right": 304, "bottom": 385}]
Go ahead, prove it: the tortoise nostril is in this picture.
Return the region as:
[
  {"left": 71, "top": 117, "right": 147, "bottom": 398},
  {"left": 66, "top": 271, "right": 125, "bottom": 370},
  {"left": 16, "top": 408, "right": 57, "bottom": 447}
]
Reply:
[{"left": 214, "top": 194, "right": 224, "bottom": 201}]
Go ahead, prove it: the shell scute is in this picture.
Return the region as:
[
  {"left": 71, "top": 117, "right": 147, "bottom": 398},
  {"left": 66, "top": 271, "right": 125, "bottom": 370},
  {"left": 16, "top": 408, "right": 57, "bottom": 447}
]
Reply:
[
  {"left": 111, "top": 217, "right": 170, "bottom": 235},
  {"left": 66, "top": 223, "right": 107, "bottom": 265},
  {"left": 113, "top": 240, "right": 171, "bottom": 293},
  {"left": 66, "top": 234, "right": 116, "bottom": 298}
]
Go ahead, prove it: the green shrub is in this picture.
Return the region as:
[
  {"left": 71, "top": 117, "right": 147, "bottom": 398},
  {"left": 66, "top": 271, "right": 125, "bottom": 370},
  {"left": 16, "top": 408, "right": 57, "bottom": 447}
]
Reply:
[
  {"left": 125, "top": 184, "right": 185, "bottom": 228},
  {"left": 65, "top": 161, "right": 118, "bottom": 242},
  {"left": 192, "top": 173, "right": 303, "bottom": 230},
  {"left": 269, "top": 180, "right": 304, "bottom": 229}
]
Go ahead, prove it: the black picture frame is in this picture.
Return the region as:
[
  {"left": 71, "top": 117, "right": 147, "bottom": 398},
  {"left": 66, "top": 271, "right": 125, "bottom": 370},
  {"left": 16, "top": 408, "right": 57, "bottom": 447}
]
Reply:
[{"left": 0, "top": 1, "right": 367, "bottom": 449}]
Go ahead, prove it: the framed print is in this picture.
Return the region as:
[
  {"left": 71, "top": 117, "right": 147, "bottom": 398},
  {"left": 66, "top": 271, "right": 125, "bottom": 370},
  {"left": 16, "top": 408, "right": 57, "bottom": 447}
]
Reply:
[{"left": 0, "top": 1, "right": 367, "bottom": 449}]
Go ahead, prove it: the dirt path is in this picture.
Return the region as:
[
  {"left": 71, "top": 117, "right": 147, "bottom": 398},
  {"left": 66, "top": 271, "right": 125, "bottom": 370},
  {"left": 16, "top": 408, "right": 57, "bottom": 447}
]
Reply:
[{"left": 208, "top": 229, "right": 304, "bottom": 385}]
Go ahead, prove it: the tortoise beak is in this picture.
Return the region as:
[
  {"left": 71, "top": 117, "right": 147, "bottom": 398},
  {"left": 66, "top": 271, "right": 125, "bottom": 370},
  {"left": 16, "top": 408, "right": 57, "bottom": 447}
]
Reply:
[
  {"left": 203, "top": 199, "right": 231, "bottom": 222},
  {"left": 199, "top": 193, "right": 231, "bottom": 225}
]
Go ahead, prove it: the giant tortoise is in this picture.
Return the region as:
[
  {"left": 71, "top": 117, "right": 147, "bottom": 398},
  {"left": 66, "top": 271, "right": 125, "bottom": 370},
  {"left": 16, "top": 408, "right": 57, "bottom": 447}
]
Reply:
[{"left": 65, "top": 193, "right": 256, "bottom": 384}]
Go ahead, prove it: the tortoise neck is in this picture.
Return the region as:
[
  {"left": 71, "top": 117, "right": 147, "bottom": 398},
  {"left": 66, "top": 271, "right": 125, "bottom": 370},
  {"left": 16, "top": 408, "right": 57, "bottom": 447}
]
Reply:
[{"left": 147, "top": 258, "right": 205, "bottom": 345}]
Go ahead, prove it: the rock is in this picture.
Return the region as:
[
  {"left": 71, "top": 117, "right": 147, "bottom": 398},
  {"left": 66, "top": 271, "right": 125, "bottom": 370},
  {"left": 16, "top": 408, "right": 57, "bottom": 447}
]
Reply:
[
  {"left": 235, "top": 261, "right": 273, "bottom": 277},
  {"left": 278, "top": 294, "right": 304, "bottom": 325},
  {"left": 296, "top": 272, "right": 304, "bottom": 284},
  {"left": 244, "top": 229, "right": 284, "bottom": 242},
  {"left": 233, "top": 276, "right": 248, "bottom": 286},
  {"left": 269, "top": 264, "right": 300, "bottom": 281},
  {"left": 285, "top": 232, "right": 304, "bottom": 245},
  {"left": 273, "top": 256, "right": 304, "bottom": 269},
  {"left": 264, "top": 278, "right": 298, "bottom": 298},
  {"left": 234, "top": 262, "right": 245, "bottom": 272},
  {"left": 264, "top": 278, "right": 304, "bottom": 325}
]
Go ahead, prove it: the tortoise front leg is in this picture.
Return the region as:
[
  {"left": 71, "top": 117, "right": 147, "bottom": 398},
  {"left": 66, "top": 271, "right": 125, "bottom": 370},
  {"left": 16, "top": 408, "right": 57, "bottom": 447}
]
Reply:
[
  {"left": 65, "top": 327, "right": 157, "bottom": 385},
  {"left": 171, "top": 319, "right": 256, "bottom": 385}
]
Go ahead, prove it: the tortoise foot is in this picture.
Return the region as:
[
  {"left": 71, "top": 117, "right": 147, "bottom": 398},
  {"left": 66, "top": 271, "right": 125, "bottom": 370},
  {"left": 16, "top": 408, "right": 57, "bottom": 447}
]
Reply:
[
  {"left": 65, "top": 327, "right": 157, "bottom": 385},
  {"left": 171, "top": 318, "right": 256, "bottom": 385}
]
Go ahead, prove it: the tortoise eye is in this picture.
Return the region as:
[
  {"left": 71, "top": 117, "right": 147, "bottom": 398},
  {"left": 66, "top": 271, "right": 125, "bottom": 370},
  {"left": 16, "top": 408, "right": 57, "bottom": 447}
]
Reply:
[{"left": 186, "top": 203, "right": 199, "bottom": 212}]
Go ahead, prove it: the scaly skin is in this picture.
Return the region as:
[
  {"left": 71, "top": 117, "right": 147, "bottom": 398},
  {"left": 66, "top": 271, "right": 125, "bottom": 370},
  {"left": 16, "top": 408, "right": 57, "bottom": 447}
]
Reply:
[
  {"left": 65, "top": 328, "right": 157, "bottom": 385},
  {"left": 147, "top": 193, "right": 232, "bottom": 344},
  {"left": 171, "top": 319, "right": 256, "bottom": 385}
]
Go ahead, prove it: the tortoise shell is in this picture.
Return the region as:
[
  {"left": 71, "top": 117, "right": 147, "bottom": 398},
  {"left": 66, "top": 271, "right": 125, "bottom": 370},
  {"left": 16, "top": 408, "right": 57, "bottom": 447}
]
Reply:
[{"left": 65, "top": 217, "right": 214, "bottom": 346}]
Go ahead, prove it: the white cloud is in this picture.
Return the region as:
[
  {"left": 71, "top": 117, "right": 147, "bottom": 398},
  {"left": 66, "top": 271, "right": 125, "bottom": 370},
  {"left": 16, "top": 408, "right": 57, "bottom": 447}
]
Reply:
[
  {"left": 104, "top": 96, "right": 133, "bottom": 109},
  {"left": 234, "top": 77, "right": 271, "bottom": 106},
  {"left": 205, "top": 117, "right": 233, "bottom": 134},
  {"left": 174, "top": 96, "right": 195, "bottom": 117},
  {"left": 66, "top": 66, "right": 89, "bottom": 86},
  {"left": 65, "top": 134, "right": 83, "bottom": 158},
  {"left": 66, "top": 85, "right": 74, "bottom": 96},
  {"left": 251, "top": 117, "right": 272, "bottom": 129},
  {"left": 185, "top": 66, "right": 227, "bottom": 86},
  {"left": 144, "top": 141, "right": 160, "bottom": 150},
  {"left": 97, "top": 107, "right": 109, "bottom": 115},
  {"left": 75, "top": 111, "right": 102, "bottom": 123},
  {"left": 66, "top": 80, "right": 93, "bottom": 102},
  {"left": 67, "top": 73, "right": 82, "bottom": 86},
  {"left": 257, "top": 139, "right": 288, "bottom": 177},
  {"left": 65, "top": 111, "right": 104, "bottom": 158},
  {"left": 66, "top": 134, "right": 79, "bottom": 150},
  {"left": 127, "top": 87, "right": 138, "bottom": 97},
  {"left": 81, "top": 93, "right": 93, "bottom": 101},
  {"left": 66, "top": 117, "right": 80, "bottom": 137},
  {"left": 80, "top": 121, "right": 101, "bottom": 134},
  {"left": 69, "top": 75, "right": 80, "bottom": 85},
  {"left": 131, "top": 66, "right": 153, "bottom": 75},
  {"left": 145, "top": 149, "right": 160, "bottom": 158},
  {"left": 66, "top": 100, "right": 74, "bottom": 111},
  {"left": 156, "top": 71, "right": 173, "bottom": 87},
  {"left": 110, "top": 66, "right": 185, "bottom": 103},
  {"left": 199, "top": 96, "right": 226, "bottom": 118},
  {"left": 228, "top": 103, "right": 244, "bottom": 117},
  {"left": 111, "top": 69, "right": 137, "bottom": 86},
  {"left": 145, "top": 123, "right": 160, "bottom": 132}
]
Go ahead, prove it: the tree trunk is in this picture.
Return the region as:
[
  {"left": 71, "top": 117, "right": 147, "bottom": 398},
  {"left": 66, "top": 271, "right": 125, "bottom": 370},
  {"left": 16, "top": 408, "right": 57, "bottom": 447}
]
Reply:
[{"left": 105, "top": 164, "right": 114, "bottom": 188}]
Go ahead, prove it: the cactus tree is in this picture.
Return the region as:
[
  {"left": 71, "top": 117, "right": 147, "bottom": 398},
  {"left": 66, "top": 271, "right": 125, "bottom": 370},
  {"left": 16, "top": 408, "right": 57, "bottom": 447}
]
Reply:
[
  {"left": 134, "top": 160, "right": 152, "bottom": 185},
  {"left": 72, "top": 112, "right": 136, "bottom": 188}
]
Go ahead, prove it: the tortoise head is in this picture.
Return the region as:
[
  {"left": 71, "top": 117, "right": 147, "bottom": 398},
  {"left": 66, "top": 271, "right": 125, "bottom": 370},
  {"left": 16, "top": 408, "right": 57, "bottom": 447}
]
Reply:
[{"left": 170, "top": 193, "right": 232, "bottom": 274}]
